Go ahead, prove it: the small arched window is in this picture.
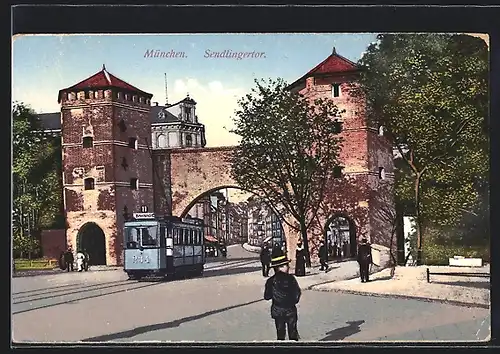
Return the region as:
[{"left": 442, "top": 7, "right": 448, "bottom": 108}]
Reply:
[
  {"left": 82, "top": 136, "right": 93, "bottom": 148},
  {"left": 333, "top": 166, "right": 343, "bottom": 178},
  {"left": 379, "top": 167, "right": 386, "bottom": 180},
  {"left": 84, "top": 178, "right": 95, "bottom": 190},
  {"left": 128, "top": 137, "right": 138, "bottom": 149}
]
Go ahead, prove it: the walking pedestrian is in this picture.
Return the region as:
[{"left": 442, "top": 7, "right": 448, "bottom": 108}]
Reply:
[
  {"left": 357, "top": 238, "right": 372, "bottom": 283},
  {"left": 318, "top": 240, "right": 329, "bottom": 272},
  {"left": 260, "top": 242, "right": 271, "bottom": 277},
  {"left": 294, "top": 241, "right": 306, "bottom": 277},
  {"left": 264, "top": 250, "right": 301, "bottom": 341}
]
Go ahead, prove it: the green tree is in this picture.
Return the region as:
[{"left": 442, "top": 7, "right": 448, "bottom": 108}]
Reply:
[
  {"left": 230, "top": 78, "right": 343, "bottom": 266},
  {"left": 12, "top": 102, "right": 64, "bottom": 258},
  {"left": 356, "top": 34, "right": 488, "bottom": 264}
]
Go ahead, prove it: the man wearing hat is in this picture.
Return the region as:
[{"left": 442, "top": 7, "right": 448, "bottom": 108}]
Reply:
[
  {"left": 357, "top": 237, "right": 372, "bottom": 282},
  {"left": 264, "top": 250, "right": 301, "bottom": 341}
]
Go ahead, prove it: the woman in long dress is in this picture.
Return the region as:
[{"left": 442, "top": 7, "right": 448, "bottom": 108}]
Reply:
[{"left": 295, "top": 241, "right": 306, "bottom": 276}]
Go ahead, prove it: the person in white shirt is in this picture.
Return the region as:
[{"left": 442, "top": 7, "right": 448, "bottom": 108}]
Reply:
[{"left": 76, "top": 251, "right": 85, "bottom": 272}]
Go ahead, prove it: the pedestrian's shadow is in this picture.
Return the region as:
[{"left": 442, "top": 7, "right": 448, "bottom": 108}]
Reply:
[{"left": 319, "top": 320, "right": 365, "bottom": 341}]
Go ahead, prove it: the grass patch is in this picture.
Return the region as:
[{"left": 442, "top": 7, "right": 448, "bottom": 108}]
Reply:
[
  {"left": 14, "top": 258, "right": 58, "bottom": 270},
  {"left": 423, "top": 244, "right": 490, "bottom": 266}
]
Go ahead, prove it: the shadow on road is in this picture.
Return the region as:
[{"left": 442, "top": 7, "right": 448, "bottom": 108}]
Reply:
[
  {"left": 430, "top": 280, "right": 490, "bottom": 289},
  {"left": 82, "top": 298, "right": 265, "bottom": 342},
  {"left": 205, "top": 256, "right": 258, "bottom": 263},
  {"left": 202, "top": 266, "right": 262, "bottom": 279},
  {"left": 319, "top": 320, "right": 365, "bottom": 341}
]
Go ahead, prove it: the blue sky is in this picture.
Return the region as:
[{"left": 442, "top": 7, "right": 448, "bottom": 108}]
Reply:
[{"left": 12, "top": 33, "right": 377, "bottom": 146}]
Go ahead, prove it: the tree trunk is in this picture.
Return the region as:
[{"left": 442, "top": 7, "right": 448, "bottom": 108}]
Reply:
[
  {"left": 299, "top": 218, "right": 311, "bottom": 267},
  {"left": 415, "top": 172, "right": 423, "bottom": 266}
]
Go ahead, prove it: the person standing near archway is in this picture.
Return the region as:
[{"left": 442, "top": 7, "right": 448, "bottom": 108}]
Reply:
[
  {"left": 294, "top": 241, "right": 306, "bottom": 277},
  {"left": 357, "top": 238, "right": 372, "bottom": 283},
  {"left": 318, "top": 240, "right": 329, "bottom": 272},
  {"left": 64, "top": 248, "right": 74, "bottom": 272},
  {"left": 260, "top": 242, "right": 271, "bottom": 277}
]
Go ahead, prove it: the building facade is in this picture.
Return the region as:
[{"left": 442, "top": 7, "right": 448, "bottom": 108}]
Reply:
[
  {"left": 35, "top": 47, "right": 395, "bottom": 266},
  {"left": 58, "top": 65, "right": 154, "bottom": 266}
]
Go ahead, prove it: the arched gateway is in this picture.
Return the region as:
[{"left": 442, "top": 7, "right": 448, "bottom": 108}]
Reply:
[
  {"left": 76, "top": 222, "right": 107, "bottom": 265},
  {"left": 151, "top": 146, "right": 395, "bottom": 267}
]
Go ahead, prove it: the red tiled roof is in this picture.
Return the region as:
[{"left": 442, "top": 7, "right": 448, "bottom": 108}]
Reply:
[
  {"left": 288, "top": 49, "right": 360, "bottom": 89},
  {"left": 58, "top": 65, "right": 152, "bottom": 101}
]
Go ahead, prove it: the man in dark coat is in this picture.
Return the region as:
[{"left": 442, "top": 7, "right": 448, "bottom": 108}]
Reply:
[
  {"left": 318, "top": 240, "right": 329, "bottom": 272},
  {"left": 260, "top": 243, "right": 271, "bottom": 277},
  {"left": 64, "top": 248, "right": 74, "bottom": 272},
  {"left": 357, "top": 238, "right": 372, "bottom": 282},
  {"left": 264, "top": 251, "right": 301, "bottom": 341}
]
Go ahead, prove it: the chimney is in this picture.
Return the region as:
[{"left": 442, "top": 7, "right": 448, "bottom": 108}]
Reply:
[
  {"left": 332, "top": 47, "right": 336, "bottom": 55},
  {"left": 154, "top": 102, "right": 158, "bottom": 106}
]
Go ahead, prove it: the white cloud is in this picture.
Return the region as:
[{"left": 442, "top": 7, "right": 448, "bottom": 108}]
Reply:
[{"left": 165, "top": 78, "right": 247, "bottom": 147}]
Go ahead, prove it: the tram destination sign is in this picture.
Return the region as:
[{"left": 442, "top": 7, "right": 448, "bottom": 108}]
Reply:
[{"left": 133, "top": 212, "right": 156, "bottom": 220}]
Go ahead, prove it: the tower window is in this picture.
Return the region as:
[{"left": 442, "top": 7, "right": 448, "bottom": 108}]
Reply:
[
  {"left": 186, "top": 134, "right": 193, "bottom": 147},
  {"left": 84, "top": 178, "right": 95, "bottom": 190},
  {"left": 379, "top": 167, "right": 386, "bottom": 180},
  {"left": 82, "top": 136, "right": 93, "bottom": 148},
  {"left": 130, "top": 178, "right": 139, "bottom": 190},
  {"left": 118, "top": 119, "right": 127, "bottom": 132},
  {"left": 184, "top": 107, "right": 192, "bottom": 121},
  {"left": 378, "top": 126, "right": 385, "bottom": 136},
  {"left": 331, "top": 84, "right": 341, "bottom": 98},
  {"left": 121, "top": 157, "right": 128, "bottom": 170},
  {"left": 333, "top": 166, "right": 343, "bottom": 178},
  {"left": 128, "top": 137, "right": 138, "bottom": 149}
]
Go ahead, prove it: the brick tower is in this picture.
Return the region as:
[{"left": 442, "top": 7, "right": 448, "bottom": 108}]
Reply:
[
  {"left": 58, "top": 65, "right": 154, "bottom": 266},
  {"left": 287, "top": 48, "right": 395, "bottom": 265}
]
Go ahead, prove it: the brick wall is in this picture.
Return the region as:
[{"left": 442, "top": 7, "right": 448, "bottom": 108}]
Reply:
[
  {"left": 60, "top": 87, "right": 153, "bottom": 266},
  {"left": 40, "top": 229, "right": 66, "bottom": 259}
]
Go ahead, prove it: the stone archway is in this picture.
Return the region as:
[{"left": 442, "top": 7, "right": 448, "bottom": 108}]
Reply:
[
  {"left": 77, "top": 222, "right": 107, "bottom": 265},
  {"left": 324, "top": 214, "right": 357, "bottom": 260},
  {"left": 181, "top": 186, "right": 287, "bottom": 250}
]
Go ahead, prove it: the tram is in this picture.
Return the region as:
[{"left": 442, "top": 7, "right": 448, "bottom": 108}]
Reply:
[{"left": 123, "top": 212, "right": 205, "bottom": 280}]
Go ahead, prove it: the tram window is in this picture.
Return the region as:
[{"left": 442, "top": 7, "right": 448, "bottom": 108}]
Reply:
[
  {"left": 141, "top": 227, "right": 157, "bottom": 247},
  {"left": 124, "top": 227, "right": 139, "bottom": 248},
  {"left": 197, "top": 231, "right": 201, "bottom": 245},
  {"left": 173, "top": 229, "right": 180, "bottom": 245},
  {"left": 189, "top": 230, "right": 194, "bottom": 244}
]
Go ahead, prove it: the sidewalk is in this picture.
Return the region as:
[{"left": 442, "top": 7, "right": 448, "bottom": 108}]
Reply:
[
  {"left": 310, "top": 265, "right": 490, "bottom": 308},
  {"left": 242, "top": 243, "right": 260, "bottom": 253}
]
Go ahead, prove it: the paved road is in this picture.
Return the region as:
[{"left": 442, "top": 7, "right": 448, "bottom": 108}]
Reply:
[{"left": 12, "top": 245, "right": 490, "bottom": 343}]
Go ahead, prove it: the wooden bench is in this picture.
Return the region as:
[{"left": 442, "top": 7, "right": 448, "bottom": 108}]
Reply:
[{"left": 426, "top": 267, "right": 490, "bottom": 283}]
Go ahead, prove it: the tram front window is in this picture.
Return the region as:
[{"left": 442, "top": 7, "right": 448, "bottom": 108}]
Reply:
[{"left": 124, "top": 226, "right": 158, "bottom": 248}]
